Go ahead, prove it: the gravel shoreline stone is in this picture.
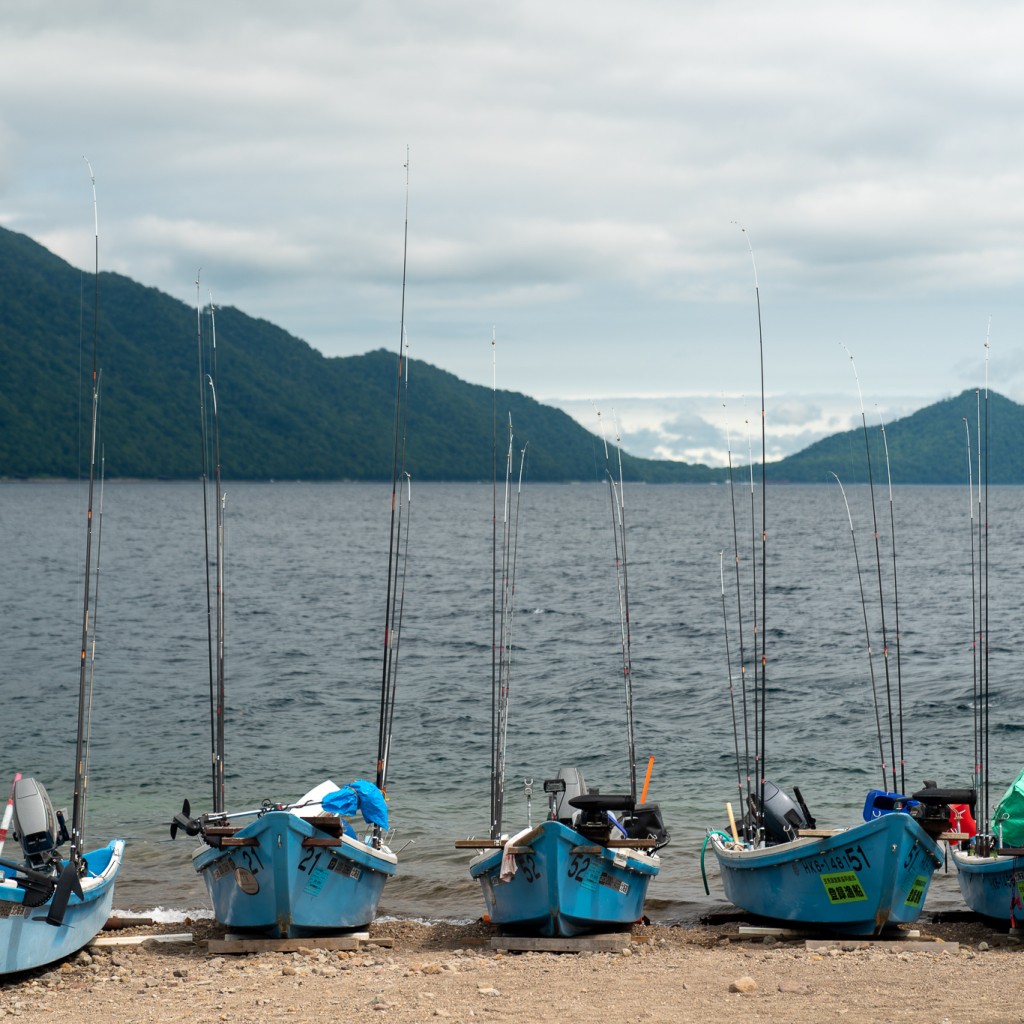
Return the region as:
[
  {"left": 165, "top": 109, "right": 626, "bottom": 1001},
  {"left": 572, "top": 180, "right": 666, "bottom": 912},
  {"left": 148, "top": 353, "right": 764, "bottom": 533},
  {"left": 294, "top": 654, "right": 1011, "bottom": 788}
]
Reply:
[{"left": 0, "top": 916, "right": 1017, "bottom": 1023}]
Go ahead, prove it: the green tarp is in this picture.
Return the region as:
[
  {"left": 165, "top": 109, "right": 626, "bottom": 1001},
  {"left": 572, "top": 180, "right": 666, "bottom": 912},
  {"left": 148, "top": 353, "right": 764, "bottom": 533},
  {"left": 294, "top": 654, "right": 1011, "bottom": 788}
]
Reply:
[{"left": 993, "top": 767, "right": 1024, "bottom": 847}]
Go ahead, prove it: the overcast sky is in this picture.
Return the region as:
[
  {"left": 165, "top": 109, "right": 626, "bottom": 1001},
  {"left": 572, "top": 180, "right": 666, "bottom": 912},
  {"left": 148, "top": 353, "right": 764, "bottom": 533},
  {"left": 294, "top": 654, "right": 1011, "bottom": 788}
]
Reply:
[{"left": 3, "top": 2, "right": 1022, "bottom": 464}]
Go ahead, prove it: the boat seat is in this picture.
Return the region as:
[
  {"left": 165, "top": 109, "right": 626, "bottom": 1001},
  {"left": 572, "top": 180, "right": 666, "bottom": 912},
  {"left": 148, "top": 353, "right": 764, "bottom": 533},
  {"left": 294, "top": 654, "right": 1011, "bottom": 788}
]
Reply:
[{"left": 568, "top": 794, "right": 634, "bottom": 815}]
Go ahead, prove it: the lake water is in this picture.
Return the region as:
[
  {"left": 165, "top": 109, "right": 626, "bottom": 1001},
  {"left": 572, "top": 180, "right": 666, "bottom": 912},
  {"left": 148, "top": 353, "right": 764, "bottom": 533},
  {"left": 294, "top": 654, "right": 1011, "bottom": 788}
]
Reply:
[{"left": 1, "top": 479, "right": 1020, "bottom": 923}]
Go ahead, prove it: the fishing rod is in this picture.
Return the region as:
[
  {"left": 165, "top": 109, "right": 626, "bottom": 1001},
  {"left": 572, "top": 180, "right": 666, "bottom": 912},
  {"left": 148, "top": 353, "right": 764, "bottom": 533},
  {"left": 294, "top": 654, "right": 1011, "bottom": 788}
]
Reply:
[
  {"left": 70, "top": 157, "right": 102, "bottom": 872},
  {"left": 724, "top": 407, "right": 757, "bottom": 823},
  {"left": 493, "top": 418, "right": 513, "bottom": 837},
  {"left": 724, "top": 411, "right": 757, "bottom": 827},
  {"left": 490, "top": 332, "right": 499, "bottom": 839},
  {"left": 831, "top": 472, "right": 889, "bottom": 791},
  {"left": 195, "top": 271, "right": 217, "bottom": 812},
  {"left": 493, "top": 420, "right": 526, "bottom": 837},
  {"left": 745, "top": 420, "right": 760, "bottom": 830},
  {"left": 209, "top": 296, "right": 226, "bottom": 815},
  {"left": 379, "top": 463, "right": 412, "bottom": 800},
  {"left": 81, "top": 447, "right": 106, "bottom": 835},
  {"left": 375, "top": 150, "right": 412, "bottom": 843},
  {"left": 877, "top": 412, "right": 905, "bottom": 795},
  {"left": 843, "top": 345, "right": 897, "bottom": 794},
  {"left": 736, "top": 223, "right": 766, "bottom": 829},
  {"left": 597, "top": 410, "right": 637, "bottom": 805},
  {"left": 719, "top": 552, "right": 744, "bottom": 812},
  {"left": 964, "top": 415, "right": 981, "bottom": 832},
  {"left": 981, "top": 328, "right": 991, "bottom": 838}
]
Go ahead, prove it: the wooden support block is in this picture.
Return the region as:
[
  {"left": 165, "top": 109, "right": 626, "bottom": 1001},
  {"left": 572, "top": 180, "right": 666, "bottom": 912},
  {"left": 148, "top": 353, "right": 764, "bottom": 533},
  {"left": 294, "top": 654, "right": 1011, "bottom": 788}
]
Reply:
[
  {"left": 738, "top": 925, "right": 807, "bottom": 938},
  {"left": 221, "top": 836, "right": 260, "bottom": 847},
  {"left": 491, "top": 932, "right": 631, "bottom": 954},
  {"left": 91, "top": 933, "right": 194, "bottom": 948},
  {"left": 301, "top": 836, "right": 343, "bottom": 848},
  {"left": 454, "top": 839, "right": 504, "bottom": 849},
  {"left": 209, "top": 933, "right": 394, "bottom": 954},
  {"left": 797, "top": 829, "right": 844, "bottom": 837},
  {"left": 937, "top": 832, "right": 969, "bottom": 841}
]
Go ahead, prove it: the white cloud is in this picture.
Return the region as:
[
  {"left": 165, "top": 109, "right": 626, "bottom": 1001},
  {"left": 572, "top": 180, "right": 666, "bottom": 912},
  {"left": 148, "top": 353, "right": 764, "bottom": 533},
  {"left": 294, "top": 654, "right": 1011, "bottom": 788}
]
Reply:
[{"left": 3, "top": 0, "right": 1024, "bottom": 426}]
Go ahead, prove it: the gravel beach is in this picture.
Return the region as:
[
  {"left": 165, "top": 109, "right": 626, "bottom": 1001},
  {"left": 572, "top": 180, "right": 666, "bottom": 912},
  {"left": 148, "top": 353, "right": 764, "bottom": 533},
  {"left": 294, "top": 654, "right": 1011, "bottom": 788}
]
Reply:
[{"left": 1, "top": 916, "right": 1018, "bottom": 1024}]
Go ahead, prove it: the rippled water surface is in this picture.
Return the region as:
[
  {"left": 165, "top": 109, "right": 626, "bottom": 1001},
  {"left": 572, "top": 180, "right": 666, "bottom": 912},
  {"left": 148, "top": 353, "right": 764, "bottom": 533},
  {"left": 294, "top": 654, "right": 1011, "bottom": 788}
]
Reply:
[{"left": 2, "top": 479, "right": 1021, "bottom": 922}]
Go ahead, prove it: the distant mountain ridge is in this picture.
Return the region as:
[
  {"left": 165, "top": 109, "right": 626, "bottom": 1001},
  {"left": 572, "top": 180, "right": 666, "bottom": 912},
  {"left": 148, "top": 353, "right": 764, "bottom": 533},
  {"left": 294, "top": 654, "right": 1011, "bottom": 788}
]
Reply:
[{"left": 0, "top": 225, "right": 1017, "bottom": 482}]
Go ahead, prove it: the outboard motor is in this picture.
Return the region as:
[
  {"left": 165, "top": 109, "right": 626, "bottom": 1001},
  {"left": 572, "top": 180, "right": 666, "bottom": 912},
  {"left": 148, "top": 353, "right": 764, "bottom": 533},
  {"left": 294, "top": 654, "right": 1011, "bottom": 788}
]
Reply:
[
  {"left": 752, "top": 780, "right": 811, "bottom": 844},
  {"left": 12, "top": 777, "right": 67, "bottom": 872},
  {"left": 544, "top": 766, "right": 588, "bottom": 825},
  {"left": 621, "top": 802, "right": 671, "bottom": 850},
  {"left": 910, "top": 781, "right": 977, "bottom": 841}
]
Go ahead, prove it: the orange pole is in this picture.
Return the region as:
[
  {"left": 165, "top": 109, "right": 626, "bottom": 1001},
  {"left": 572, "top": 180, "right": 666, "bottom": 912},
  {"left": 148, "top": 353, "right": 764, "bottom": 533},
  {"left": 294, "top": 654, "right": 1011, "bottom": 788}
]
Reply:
[{"left": 640, "top": 756, "right": 655, "bottom": 804}]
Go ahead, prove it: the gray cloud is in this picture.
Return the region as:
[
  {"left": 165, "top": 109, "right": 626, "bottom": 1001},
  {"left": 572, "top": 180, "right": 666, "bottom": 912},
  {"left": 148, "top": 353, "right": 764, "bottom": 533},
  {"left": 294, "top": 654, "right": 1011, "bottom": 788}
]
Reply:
[{"left": 3, "top": 0, "right": 1024, "bottom": 416}]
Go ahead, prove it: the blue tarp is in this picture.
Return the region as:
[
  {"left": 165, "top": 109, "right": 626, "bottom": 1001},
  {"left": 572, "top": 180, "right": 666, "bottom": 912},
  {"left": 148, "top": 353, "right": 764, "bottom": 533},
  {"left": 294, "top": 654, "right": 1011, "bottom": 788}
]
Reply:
[{"left": 322, "top": 779, "right": 389, "bottom": 830}]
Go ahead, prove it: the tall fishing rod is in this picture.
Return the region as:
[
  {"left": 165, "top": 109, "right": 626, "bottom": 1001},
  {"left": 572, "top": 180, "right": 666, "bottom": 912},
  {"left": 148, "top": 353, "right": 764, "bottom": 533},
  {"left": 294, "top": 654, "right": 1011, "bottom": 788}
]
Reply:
[
  {"left": 81, "top": 448, "right": 106, "bottom": 834},
  {"left": 745, "top": 421, "right": 760, "bottom": 827},
  {"left": 720, "top": 552, "right": 744, "bottom": 811},
  {"left": 982, "top": 328, "right": 991, "bottom": 836},
  {"left": 490, "top": 332, "right": 499, "bottom": 838},
  {"left": 877, "top": 411, "right": 905, "bottom": 795},
  {"left": 964, "top": 415, "right": 981, "bottom": 830},
  {"left": 492, "top": 419, "right": 527, "bottom": 837},
  {"left": 375, "top": 150, "right": 412, "bottom": 838},
  {"left": 206, "top": 292, "right": 226, "bottom": 815},
  {"left": 195, "top": 271, "right": 218, "bottom": 812},
  {"left": 379, "top": 465, "right": 412, "bottom": 803},
  {"left": 597, "top": 411, "right": 637, "bottom": 805},
  {"left": 843, "top": 345, "right": 897, "bottom": 794},
  {"left": 831, "top": 472, "right": 889, "bottom": 790},
  {"left": 70, "top": 157, "right": 102, "bottom": 869},
  {"left": 736, "top": 223, "right": 766, "bottom": 828},
  {"left": 723, "top": 411, "right": 753, "bottom": 825}
]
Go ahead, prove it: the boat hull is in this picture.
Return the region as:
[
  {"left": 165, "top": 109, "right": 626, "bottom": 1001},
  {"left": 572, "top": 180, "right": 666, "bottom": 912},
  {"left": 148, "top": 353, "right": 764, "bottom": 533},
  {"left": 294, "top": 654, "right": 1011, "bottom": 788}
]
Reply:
[
  {"left": 469, "top": 820, "right": 659, "bottom": 937},
  {"left": 193, "top": 811, "right": 396, "bottom": 936},
  {"left": 951, "top": 848, "right": 1024, "bottom": 921},
  {"left": 0, "top": 839, "right": 124, "bottom": 975},
  {"left": 711, "top": 814, "right": 942, "bottom": 936}
]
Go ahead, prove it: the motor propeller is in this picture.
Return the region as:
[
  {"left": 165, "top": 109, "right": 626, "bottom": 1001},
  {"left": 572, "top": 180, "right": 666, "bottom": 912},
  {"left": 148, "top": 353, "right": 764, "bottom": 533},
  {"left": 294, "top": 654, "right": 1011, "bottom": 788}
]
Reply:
[{"left": 170, "top": 799, "right": 202, "bottom": 839}]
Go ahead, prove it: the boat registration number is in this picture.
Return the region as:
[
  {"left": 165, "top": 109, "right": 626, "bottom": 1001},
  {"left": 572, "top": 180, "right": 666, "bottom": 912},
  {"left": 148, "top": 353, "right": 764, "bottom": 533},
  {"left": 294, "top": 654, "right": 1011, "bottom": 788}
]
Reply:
[
  {"left": 211, "top": 857, "right": 236, "bottom": 881},
  {"left": 328, "top": 856, "right": 362, "bottom": 881},
  {"left": 820, "top": 870, "right": 867, "bottom": 904},
  {"left": 904, "top": 874, "right": 927, "bottom": 907}
]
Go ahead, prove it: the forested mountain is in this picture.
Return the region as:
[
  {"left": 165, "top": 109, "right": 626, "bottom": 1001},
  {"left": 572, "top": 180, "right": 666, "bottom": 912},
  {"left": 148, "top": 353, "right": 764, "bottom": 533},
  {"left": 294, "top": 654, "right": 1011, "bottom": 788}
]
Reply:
[
  {"left": 769, "top": 390, "right": 1016, "bottom": 484},
  {"left": 0, "top": 225, "right": 1017, "bottom": 483},
  {"left": 0, "top": 225, "right": 717, "bottom": 482}
]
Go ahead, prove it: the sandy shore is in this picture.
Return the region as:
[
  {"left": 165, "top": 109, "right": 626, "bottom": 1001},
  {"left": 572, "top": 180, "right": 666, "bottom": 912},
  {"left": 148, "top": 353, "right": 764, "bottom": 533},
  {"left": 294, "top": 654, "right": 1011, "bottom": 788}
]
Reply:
[{"left": 1, "top": 916, "right": 1019, "bottom": 1024}]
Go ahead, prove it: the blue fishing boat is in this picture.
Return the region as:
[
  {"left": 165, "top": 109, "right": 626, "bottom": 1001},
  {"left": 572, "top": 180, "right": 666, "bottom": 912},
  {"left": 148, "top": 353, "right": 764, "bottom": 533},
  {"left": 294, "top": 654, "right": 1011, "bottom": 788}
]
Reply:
[
  {"left": 1, "top": 164, "right": 124, "bottom": 973},
  {"left": 706, "top": 251, "right": 963, "bottom": 935},
  {"left": 1, "top": 834, "right": 124, "bottom": 974},
  {"left": 172, "top": 198, "right": 413, "bottom": 935},
  {"left": 949, "top": 382, "right": 1022, "bottom": 924},
  {"left": 466, "top": 774, "right": 665, "bottom": 937},
  {"left": 457, "top": 410, "right": 668, "bottom": 936},
  {"left": 951, "top": 848, "right": 1024, "bottom": 922},
  {"left": 183, "top": 781, "right": 396, "bottom": 936},
  {"left": 710, "top": 811, "right": 942, "bottom": 936}
]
